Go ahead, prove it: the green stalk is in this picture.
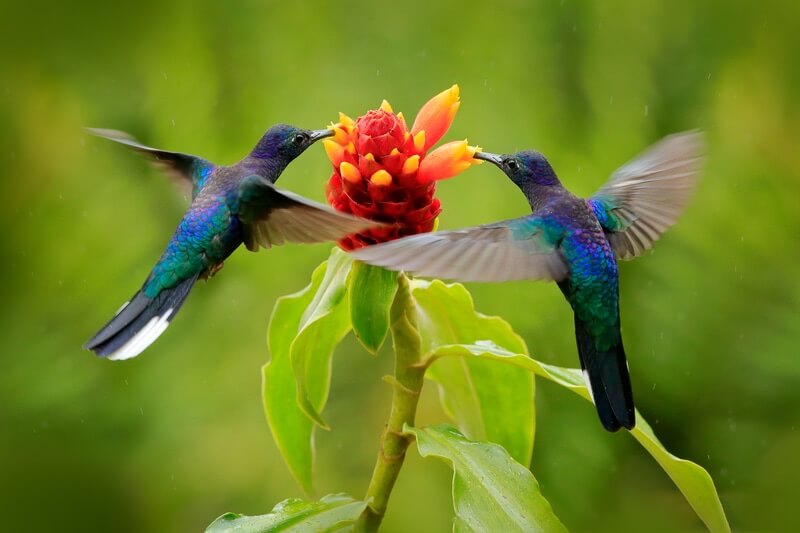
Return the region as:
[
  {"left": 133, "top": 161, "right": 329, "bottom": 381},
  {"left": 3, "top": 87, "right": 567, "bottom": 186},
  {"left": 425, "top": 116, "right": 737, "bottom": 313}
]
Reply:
[{"left": 356, "top": 274, "right": 426, "bottom": 532}]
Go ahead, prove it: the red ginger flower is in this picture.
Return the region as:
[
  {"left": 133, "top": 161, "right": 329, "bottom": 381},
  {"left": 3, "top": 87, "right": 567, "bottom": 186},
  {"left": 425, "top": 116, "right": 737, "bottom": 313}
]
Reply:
[{"left": 324, "top": 85, "right": 481, "bottom": 250}]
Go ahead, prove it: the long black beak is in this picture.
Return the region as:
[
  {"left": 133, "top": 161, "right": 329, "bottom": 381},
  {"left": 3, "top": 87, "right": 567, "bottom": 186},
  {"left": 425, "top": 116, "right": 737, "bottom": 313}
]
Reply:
[
  {"left": 474, "top": 151, "right": 504, "bottom": 166},
  {"left": 309, "top": 129, "right": 335, "bottom": 142}
]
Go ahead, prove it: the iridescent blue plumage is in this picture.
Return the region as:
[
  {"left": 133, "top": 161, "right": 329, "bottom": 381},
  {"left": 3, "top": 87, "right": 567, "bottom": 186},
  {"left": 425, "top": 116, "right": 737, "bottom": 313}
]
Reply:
[
  {"left": 351, "top": 133, "right": 703, "bottom": 431},
  {"left": 193, "top": 160, "right": 215, "bottom": 192},
  {"left": 144, "top": 197, "right": 241, "bottom": 298},
  {"left": 84, "top": 125, "right": 381, "bottom": 360}
]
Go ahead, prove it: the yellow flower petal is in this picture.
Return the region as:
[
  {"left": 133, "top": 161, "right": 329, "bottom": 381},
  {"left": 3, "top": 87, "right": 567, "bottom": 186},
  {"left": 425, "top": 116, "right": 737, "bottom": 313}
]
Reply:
[
  {"left": 338, "top": 112, "right": 355, "bottom": 128},
  {"left": 340, "top": 161, "right": 361, "bottom": 183},
  {"left": 413, "top": 131, "right": 426, "bottom": 153},
  {"left": 467, "top": 143, "right": 483, "bottom": 163},
  {"left": 333, "top": 126, "right": 350, "bottom": 145},
  {"left": 401, "top": 154, "right": 420, "bottom": 176},
  {"left": 370, "top": 169, "right": 393, "bottom": 186},
  {"left": 323, "top": 139, "right": 346, "bottom": 166},
  {"left": 380, "top": 99, "right": 394, "bottom": 113}
]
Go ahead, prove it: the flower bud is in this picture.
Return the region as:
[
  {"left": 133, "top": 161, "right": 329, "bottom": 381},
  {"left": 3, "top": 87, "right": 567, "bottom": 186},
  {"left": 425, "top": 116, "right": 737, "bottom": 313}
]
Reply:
[{"left": 355, "top": 110, "right": 406, "bottom": 158}]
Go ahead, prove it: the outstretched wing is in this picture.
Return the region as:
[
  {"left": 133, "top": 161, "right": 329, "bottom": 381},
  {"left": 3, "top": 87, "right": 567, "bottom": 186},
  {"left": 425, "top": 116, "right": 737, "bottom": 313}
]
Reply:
[
  {"left": 587, "top": 131, "right": 704, "bottom": 260},
  {"left": 233, "top": 175, "right": 385, "bottom": 251},
  {"left": 87, "top": 128, "right": 215, "bottom": 198},
  {"left": 350, "top": 216, "right": 568, "bottom": 283}
]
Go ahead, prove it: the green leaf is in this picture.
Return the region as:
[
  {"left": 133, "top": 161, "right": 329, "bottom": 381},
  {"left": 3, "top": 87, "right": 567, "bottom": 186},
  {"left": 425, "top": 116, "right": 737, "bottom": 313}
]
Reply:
[
  {"left": 262, "top": 249, "right": 353, "bottom": 492},
  {"left": 289, "top": 248, "right": 353, "bottom": 429},
  {"left": 427, "top": 342, "right": 731, "bottom": 533},
  {"left": 206, "top": 493, "right": 367, "bottom": 533},
  {"left": 406, "top": 424, "right": 567, "bottom": 533},
  {"left": 262, "top": 260, "right": 328, "bottom": 493},
  {"left": 349, "top": 261, "right": 398, "bottom": 353},
  {"left": 409, "top": 279, "right": 535, "bottom": 466}
]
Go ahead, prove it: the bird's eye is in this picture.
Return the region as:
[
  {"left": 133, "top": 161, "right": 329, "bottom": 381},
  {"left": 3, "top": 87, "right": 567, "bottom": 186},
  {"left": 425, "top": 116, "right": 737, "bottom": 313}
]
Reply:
[
  {"left": 293, "top": 133, "right": 309, "bottom": 145},
  {"left": 505, "top": 158, "right": 519, "bottom": 171}
]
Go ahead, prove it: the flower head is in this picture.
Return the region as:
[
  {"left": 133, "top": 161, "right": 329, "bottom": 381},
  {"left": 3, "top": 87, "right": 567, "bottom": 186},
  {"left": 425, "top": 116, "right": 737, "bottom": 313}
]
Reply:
[{"left": 324, "top": 85, "right": 481, "bottom": 250}]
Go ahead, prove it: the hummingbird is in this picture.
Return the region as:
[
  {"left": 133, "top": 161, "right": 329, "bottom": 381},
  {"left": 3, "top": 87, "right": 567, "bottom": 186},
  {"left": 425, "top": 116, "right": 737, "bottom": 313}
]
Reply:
[
  {"left": 84, "top": 124, "right": 382, "bottom": 361},
  {"left": 351, "top": 132, "right": 703, "bottom": 431}
]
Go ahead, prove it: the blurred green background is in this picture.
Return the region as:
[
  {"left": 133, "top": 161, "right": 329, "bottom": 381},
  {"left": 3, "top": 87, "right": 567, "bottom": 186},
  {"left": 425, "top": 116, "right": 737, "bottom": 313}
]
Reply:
[{"left": 2, "top": 0, "right": 799, "bottom": 531}]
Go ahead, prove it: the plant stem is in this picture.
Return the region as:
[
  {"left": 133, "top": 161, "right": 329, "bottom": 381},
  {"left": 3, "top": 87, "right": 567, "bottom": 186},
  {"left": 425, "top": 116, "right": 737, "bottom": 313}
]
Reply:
[{"left": 356, "top": 274, "right": 426, "bottom": 533}]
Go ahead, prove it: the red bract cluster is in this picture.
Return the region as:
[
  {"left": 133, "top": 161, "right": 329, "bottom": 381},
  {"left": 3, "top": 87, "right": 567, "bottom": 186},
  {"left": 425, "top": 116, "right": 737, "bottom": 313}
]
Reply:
[{"left": 324, "top": 85, "right": 481, "bottom": 250}]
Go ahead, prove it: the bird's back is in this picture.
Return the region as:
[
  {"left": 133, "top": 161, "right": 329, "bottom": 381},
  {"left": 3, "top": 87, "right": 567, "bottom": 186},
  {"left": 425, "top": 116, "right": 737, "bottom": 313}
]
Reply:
[
  {"left": 541, "top": 192, "right": 621, "bottom": 351},
  {"left": 143, "top": 166, "right": 245, "bottom": 298}
]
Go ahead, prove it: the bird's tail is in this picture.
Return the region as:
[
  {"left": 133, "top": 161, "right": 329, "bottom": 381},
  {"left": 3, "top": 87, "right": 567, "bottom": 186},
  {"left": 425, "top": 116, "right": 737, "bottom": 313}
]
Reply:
[
  {"left": 83, "top": 274, "right": 198, "bottom": 360},
  {"left": 573, "top": 315, "right": 635, "bottom": 431}
]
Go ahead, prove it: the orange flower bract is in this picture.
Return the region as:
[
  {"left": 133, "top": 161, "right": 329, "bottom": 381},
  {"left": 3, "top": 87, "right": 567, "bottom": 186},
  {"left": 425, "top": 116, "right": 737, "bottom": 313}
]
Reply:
[{"left": 324, "top": 85, "right": 481, "bottom": 250}]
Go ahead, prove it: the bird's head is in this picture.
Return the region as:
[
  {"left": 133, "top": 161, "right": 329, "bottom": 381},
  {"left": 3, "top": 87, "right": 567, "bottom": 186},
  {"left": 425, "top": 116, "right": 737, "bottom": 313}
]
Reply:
[
  {"left": 475, "top": 150, "right": 560, "bottom": 190},
  {"left": 251, "top": 124, "right": 333, "bottom": 162}
]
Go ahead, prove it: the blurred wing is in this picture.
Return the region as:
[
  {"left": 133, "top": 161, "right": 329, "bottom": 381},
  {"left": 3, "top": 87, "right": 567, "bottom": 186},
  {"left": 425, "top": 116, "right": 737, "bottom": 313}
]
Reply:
[
  {"left": 588, "top": 131, "right": 704, "bottom": 260},
  {"left": 350, "top": 216, "right": 568, "bottom": 283},
  {"left": 234, "top": 175, "right": 384, "bottom": 251},
  {"left": 87, "top": 128, "right": 215, "bottom": 198}
]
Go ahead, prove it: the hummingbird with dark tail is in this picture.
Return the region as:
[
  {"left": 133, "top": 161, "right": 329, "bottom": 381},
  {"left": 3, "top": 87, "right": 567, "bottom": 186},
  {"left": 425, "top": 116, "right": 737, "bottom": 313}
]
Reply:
[
  {"left": 351, "top": 132, "right": 703, "bottom": 431},
  {"left": 84, "top": 124, "right": 382, "bottom": 361}
]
